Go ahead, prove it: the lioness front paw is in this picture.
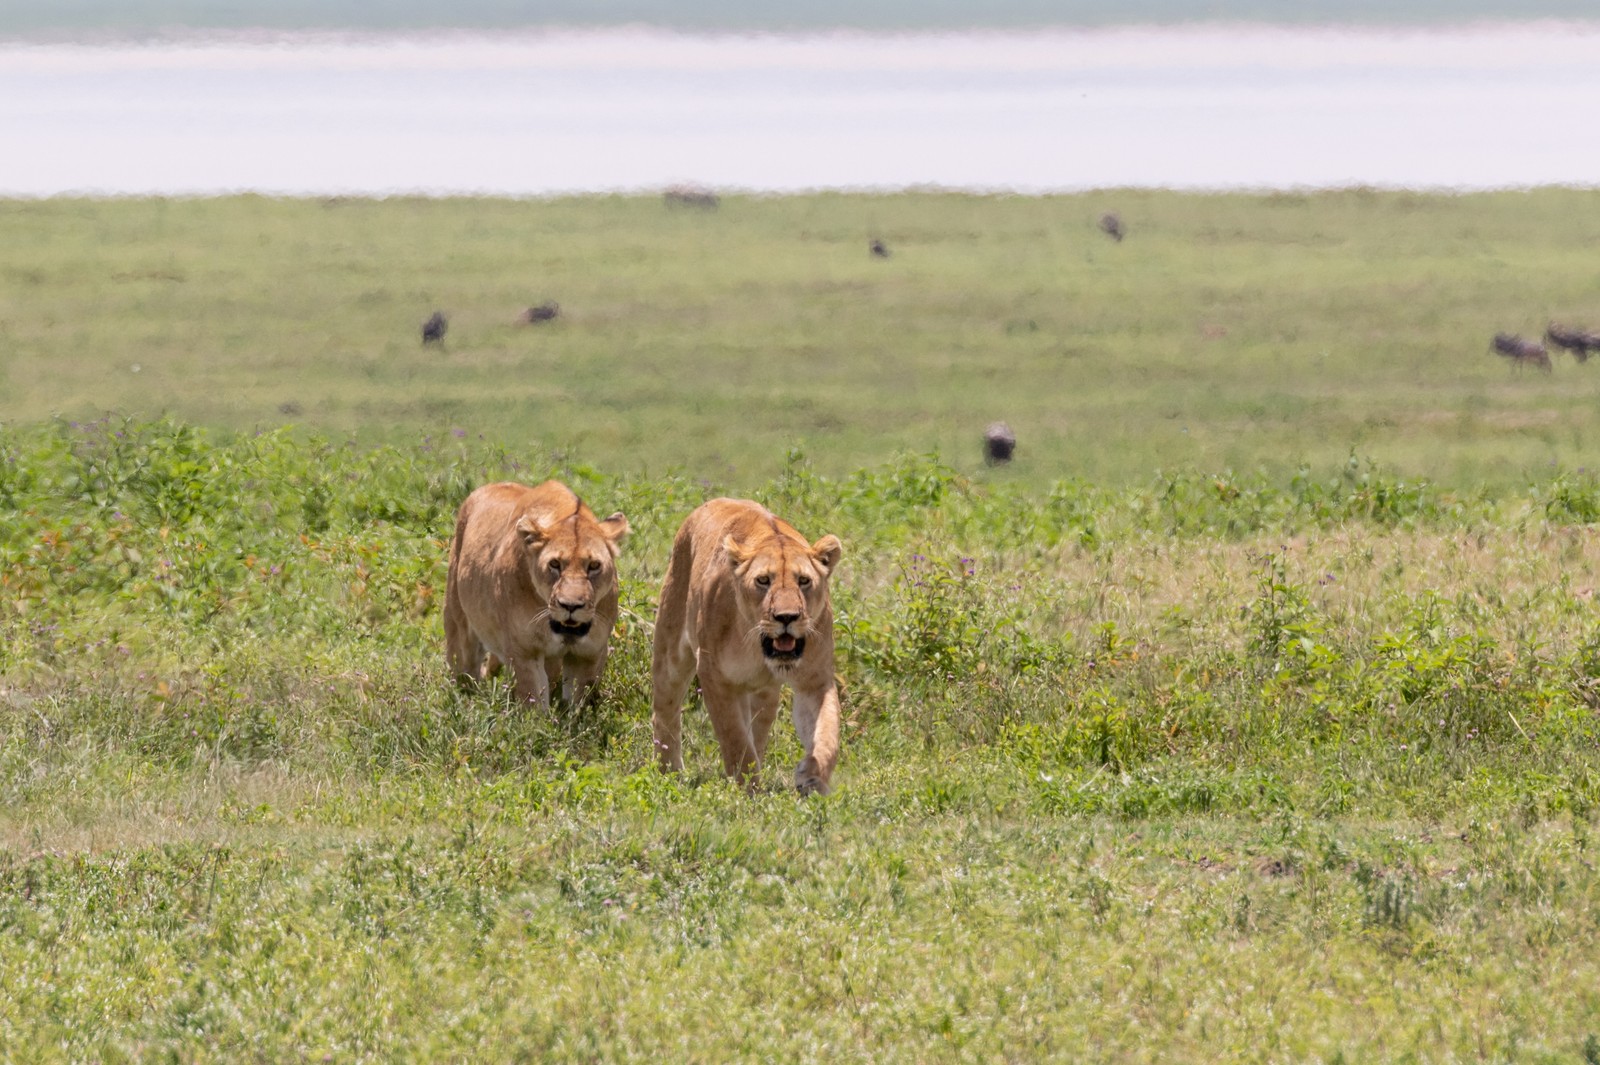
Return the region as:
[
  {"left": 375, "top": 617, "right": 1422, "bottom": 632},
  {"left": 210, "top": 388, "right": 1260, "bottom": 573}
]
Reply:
[{"left": 794, "top": 762, "right": 832, "bottom": 797}]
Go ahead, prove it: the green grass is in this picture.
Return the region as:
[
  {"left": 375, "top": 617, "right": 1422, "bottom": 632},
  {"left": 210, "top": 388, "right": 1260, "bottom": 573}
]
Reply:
[
  {"left": 6, "top": 192, "right": 1600, "bottom": 1059},
  {"left": 5, "top": 190, "right": 1600, "bottom": 494}
]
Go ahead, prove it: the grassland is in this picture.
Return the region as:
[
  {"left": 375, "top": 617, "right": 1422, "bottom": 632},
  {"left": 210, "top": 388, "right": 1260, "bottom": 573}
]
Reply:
[
  {"left": 4, "top": 193, "right": 1600, "bottom": 1060},
  {"left": 5, "top": 190, "right": 1600, "bottom": 494}
]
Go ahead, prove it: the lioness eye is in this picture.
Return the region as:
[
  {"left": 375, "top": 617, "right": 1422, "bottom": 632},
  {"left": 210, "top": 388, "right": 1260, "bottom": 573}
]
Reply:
[
  {"left": 586, "top": 559, "right": 601, "bottom": 574},
  {"left": 547, "top": 559, "right": 562, "bottom": 572},
  {"left": 755, "top": 574, "right": 772, "bottom": 587},
  {"left": 797, "top": 574, "right": 812, "bottom": 587}
]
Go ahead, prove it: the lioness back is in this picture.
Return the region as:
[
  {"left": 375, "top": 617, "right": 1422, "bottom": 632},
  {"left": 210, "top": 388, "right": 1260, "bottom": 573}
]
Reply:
[
  {"left": 650, "top": 498, "right": 843, "bottom": 795},
  {"left": 445, "top": 480, "right": 629, "bottom": 709}
]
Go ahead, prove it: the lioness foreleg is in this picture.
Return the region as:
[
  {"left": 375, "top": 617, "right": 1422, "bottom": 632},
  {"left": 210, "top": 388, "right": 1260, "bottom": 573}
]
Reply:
[
  {"left": 558, "top": 650, "right": 605, "bottom": 708},
  {"left": 702, "top": 675, "right": 762, "bottom": 788},
  {"left": 791, "top": 683, "right": 841, "bottom": 796},
  {"left": 507, "top": 655, "right": 552, "bottom": 709}
]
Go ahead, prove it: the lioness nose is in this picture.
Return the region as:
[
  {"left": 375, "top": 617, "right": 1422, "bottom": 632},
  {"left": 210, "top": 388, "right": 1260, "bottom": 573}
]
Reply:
[
  {"left": 773, "top": 610, "right": 801, "bottom": 624},
  {"left": 555, "top": 597, "right": 586, "bottom": 613}
]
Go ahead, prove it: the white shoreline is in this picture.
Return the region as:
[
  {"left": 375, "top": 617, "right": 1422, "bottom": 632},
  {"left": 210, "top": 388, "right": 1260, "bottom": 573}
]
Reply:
[{"left": 6, "top": 24, "right": 1600, "bottom": 196}]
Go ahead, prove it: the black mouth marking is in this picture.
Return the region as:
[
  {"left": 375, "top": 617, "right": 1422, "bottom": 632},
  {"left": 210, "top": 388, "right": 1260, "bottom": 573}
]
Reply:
[
  {"left": 761, "top": 634, "right": 806, "bottom": 662},
  {"left": 549, "top": 619, "right": 593, "bottom": 639}
]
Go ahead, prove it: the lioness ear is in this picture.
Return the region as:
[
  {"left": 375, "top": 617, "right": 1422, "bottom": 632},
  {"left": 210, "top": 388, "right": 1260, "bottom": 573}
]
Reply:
[
  {"left": 599, "top": 512, "right": 629, "bottom": 557},
  {"left": 515, "top": 514, "right": 549, "bottom": 548},
  {"left": 599, "top": 512, "right": 629, "bottom": 543},
  {"left": 811, "top": 534, "right": 843, "bottom": 573},
  {"left": 723, "top": 534, "right": 753, "bottom": 565}
]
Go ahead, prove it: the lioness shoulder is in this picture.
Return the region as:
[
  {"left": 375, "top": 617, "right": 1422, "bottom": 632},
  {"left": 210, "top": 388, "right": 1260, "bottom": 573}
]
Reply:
[
  {"left": 650, "top": 498, "right": 843, "bottom": 795},
  {"left": 444, "top": 480, "right": 628, "bottom": 709}
]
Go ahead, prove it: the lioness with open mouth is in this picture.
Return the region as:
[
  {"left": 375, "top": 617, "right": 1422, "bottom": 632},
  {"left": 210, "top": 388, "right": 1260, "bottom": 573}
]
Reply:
[
  {"left": 444, "top": 480, "right": 629, "bottom": 709},
  {"left": 650, "top": 498, "right": 843, "bottom": 795}
]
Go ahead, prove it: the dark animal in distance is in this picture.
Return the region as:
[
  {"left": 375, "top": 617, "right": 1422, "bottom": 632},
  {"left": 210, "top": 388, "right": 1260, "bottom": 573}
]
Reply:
[
  {"left": 421, "top": 311, "right": 448, "bottom": 345},
  {"left": 870, "top": 239, "right": 890, "bottom": 258},
  {"left": 520, "top": 302, "right": 561, "bottom": 324},
  {"left": 664, "top": 186, "right": 719, "bottom": 209},
  {"left": 1099, "top": 212, "right": 1125, "bottom": 242},
  {"left": 984, "top": 421, "right": 1016, "bottom": 465},
  {"left": 1545, "top": 322, "right": 1600, "bottom": 363},
  {"left": 1491, "top": 332, "right": 1551, "bottom": 373}
]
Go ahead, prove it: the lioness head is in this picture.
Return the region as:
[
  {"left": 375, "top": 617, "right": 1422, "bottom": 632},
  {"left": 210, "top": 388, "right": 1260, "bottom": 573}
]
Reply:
[
  {"left": 723, "top": 527, "right": 843, "bottom": 669},
  {"left": 516, "top": 507, "right": 630, "bottom": 640}
]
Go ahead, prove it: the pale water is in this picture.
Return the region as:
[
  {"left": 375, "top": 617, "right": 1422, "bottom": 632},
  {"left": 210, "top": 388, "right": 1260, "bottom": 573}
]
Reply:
[{"left": 4, "top": 23, "right": 1599, "bottom": 196}]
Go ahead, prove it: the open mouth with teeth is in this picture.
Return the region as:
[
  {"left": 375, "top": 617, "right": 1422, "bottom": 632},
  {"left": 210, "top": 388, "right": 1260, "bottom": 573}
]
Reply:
[
  {"left": 549, "top": 618, "right": 592, "bottom": 639},
  {"left": 761, "top": 633, "right": 806, "bottom": 661}
]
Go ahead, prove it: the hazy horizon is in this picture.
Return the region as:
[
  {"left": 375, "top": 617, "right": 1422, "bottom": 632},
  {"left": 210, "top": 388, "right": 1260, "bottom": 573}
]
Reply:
[
  {"left": 7, "top": 23, "right": 1600, "bottom": 197},
  {"left": 6, "top": 0, "right": 1598, "bottom": 38}
]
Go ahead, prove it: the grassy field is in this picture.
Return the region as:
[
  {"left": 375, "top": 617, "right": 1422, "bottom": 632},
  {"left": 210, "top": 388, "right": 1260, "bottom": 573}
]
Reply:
[
  {"left": 4, "top": 193, "right": 1600, "bottom": 1060},
  {"left": 5, "top": 190, "right": 1600, "bottom": 494}
]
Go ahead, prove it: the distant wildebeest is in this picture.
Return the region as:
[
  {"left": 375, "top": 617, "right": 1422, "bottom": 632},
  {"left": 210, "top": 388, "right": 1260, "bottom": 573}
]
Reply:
[
  {"left": 664, "top": 186, "right": 719, "bottom": 209},
  {"left": 1491, "top": 332, "right": 1551, "bottom": 373},
  {"left": 520, "top": 302, "right": 561, "bottom": 324},
  {"left": 422, "top": 311, "right": 448, "bottom": 345},
  {"left": 1545, "top": 322, "right": 1600, "bottom": 363},
  {"left": 1099, "top": 212, "right": 1125, "bottom": 242},
  {"left": 984, "top": 421, "right": 1016, "bottom": 465},
  {"left": 870, "top": 239, "right": 891, "bottom": 258}
]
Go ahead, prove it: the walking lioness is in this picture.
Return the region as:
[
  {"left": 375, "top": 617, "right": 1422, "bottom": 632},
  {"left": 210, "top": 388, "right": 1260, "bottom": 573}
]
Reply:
[
  {"left": 651, "top": 499, "right": 843, "bottom": 795},
  {"left": 444, "top": 481, "right": 629, "bottom": 709}
]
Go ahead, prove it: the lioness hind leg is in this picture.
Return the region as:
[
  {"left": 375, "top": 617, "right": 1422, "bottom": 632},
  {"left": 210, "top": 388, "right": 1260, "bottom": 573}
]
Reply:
[
  {"left": 747, "top": 687, "right": 782, "bottom": 766},
  {"left": 444, "top": 604, "right": 486, "bottom": 690},
  {"left": 649, "top": 643, "right": 695, "bottom": 774},
  {"left": 650, "top": 534, "right": 696, "bottom": 773}
]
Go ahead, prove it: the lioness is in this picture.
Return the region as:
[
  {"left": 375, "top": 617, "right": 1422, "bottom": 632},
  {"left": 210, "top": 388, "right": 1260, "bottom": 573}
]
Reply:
[
  {"left": 651, "top": 499, "right": 843, "bottom": 795},
  {"left": 444, "top": 481, "right": 629, "bottom": 708}
]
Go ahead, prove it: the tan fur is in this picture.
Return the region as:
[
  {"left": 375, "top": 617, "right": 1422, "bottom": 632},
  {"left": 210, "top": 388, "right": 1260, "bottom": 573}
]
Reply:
[
  {"left": 444, "top": 480, "right": 629, "bottom": 709},
  {"left": 650, "top": 498, "right": 843, "bottom": 795}
]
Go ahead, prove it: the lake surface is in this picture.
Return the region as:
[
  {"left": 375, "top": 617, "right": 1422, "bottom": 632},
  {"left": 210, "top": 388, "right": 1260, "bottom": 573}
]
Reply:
[{"left": 5, "top": 23, "right": 1600, "bottom": 196}]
